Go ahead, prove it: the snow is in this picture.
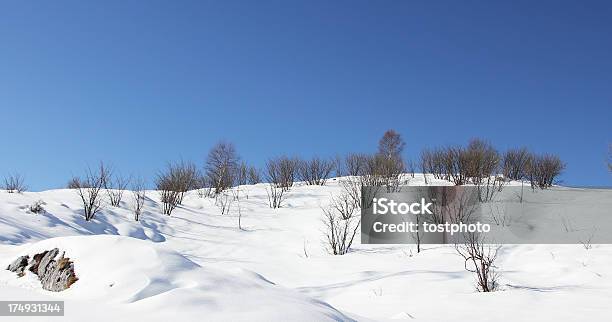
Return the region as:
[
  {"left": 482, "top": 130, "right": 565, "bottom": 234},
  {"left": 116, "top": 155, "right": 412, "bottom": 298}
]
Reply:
[{"left": 1, "top": 175, "right": 611, "bottom": 321}]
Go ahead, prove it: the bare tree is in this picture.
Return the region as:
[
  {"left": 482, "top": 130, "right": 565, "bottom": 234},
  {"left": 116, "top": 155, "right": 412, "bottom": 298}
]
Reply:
[
  {"left": 236, "top": 162, "right": 248, "bottom": 186},
  {"left": 345, "top": 153, "right": 368, "bottom": 176},
  {"left": 131, "top": 178, "right": 146, "bottom": 221},
  {"left": 455, "top": 232, "right": 501, "bottom": 292},
  {"left": 106, "top": 173, "right": 130, "bottom": 207},
  {"left": 322, "top": 193, "right": 360, "bottom": 255},
  {"left": 3, "top": 173, "right": 27, "bottom": 193},
  {"left": 378, "top": 129, "right": 405, "bottom": 159},
  {"left": 333, "top": 154, "right": 344, "bottom": 178},
  {"left": 75, "top": 163, "right": 110, "bottom": 221},
  {"left": 376, "top": 130, "right": 406, "bottom": 191},
  {"left": 247, "top": 166, "right": 261, "bottom": 184},
  {"left": 205, "top": 141, "right": 240, "bottom": 195},
  {"left": 298, "top": 157, "right": 335, "bottom": 186},
  {"left": 264, "top": 158, "right": 288, "bottom": 208}
]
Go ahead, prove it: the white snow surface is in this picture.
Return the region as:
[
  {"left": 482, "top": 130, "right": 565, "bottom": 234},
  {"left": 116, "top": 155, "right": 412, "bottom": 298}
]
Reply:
[{"left": 0, "top": 175, "right": 611, "bottom": 321}]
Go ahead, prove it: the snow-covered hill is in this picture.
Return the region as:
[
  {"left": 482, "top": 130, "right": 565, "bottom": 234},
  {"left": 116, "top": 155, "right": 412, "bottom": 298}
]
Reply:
[{"left": 1, "top": 176, "right": 611, "bottom": 321}]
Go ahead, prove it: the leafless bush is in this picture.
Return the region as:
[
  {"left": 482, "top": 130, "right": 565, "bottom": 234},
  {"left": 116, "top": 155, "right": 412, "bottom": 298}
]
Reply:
[
  {"left": 206, "top": 141, "right": 240, "bottom": 195},
  {"left": 345, "top": 153, "right": 368, "bottom": 176},
  {"left": 298, "top": 157, "right": 334, "bottom": 186},
  {"left": 276, "top": 156, "right": 299, "bottom": 190},
  {"left": 421, "top": 148, "right": 446, "bottom": 180},
  {"left": 75, "top": 162, "right": 110, "bottom": 221},
  {"left": 155, "top": 167, "right": 182, "bottom": 216},
  {"left": 464, "top": 139, "right": 500, "bottom": 183},
  {"left": 247, "top": 166, "right": 261, "bottom": 184},
  {"left": 461, "top": 140, "right": 503, "bottom": 201},
  {"left": 28, "top": 200, "right": 46, "bottom": 214},
  {"left": 360, "top": 153, "right": 404, "bottom": 193},
  {"left": 3, "top": 173, "right": 27, "bottom": 193},
  {"left": 527, "top": 153, "right": 565, "bottom": 189},
  {"left": 502, "top": 147, "right": 531, "bottom": 181},
  {"left": 131, "top": 178, "right": 146, "bottom": 221},
  {"left": 66, "top": 177, "right": 82, "bottom": 189},
  {"left": 195, "top": 175, "right": 212, "bottom": 198},
  {"left": 264, "top": 158, "right": 288, "bottom": 208},
  {"left": 322, "top": 193, "right": 360, "bottom": 255},
  {"left": 216, "top": 190, "right": 233, "bottom": 215},
  {"left": 106, "top": 173, "right": 130, "bottom": 207},
  {"left": 442, "top": 146, "right": 470, "bottom": 185},
  {"left": 455, "top": 232, "right": 501, "bottom": 292}
]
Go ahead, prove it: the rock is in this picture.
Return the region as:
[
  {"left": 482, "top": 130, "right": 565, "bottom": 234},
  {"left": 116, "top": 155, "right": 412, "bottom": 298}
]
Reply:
[
  {"left": 7, "top": 248, "right": 78, "bottom": 292},
  {"left": 40, "top": 252, "right": 78, "bottom": 292},
  {"left": 7, "top": 255, "right": 30, "bottom": 277}
]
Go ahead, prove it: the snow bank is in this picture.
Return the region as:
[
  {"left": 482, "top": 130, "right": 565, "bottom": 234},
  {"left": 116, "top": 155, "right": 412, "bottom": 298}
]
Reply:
[{"left": 1, "top": 235, "right": 350, "bottom": 322}]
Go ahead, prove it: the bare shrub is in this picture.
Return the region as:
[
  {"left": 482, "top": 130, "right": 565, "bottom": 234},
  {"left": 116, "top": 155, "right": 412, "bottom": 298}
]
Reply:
[
  {"left": 462, "top": 139, "right": 503, "bottom": 202},
  {"left": 322, "top": 193, "right": 360, "bottom": 255},
  {"left": 155, "top": 166, "right": 182, "bottom": 216},
  {"left": 75, "top": 163, "right": 110, "bottom": 221},
  {"left": 421, "top": 148, "right": 446, "bottom": 180},
  {"left": 298, "top": 157, "right": 334, "bottom": 186},
  {"left": 66, "top": 177, "right": 82, "bottom": 189},
  {"left": 345, "top": 153, "right": 368, "bottom": 176},
  {"left": 455, "top": 232, "right": 501, "bottom": 292},
  {"left": 528, "top": 153, "right": 565, "bottom": 189},
  {"left": 216, "top": 190, "right": 233, "bottom": 214},
  {"left": 206, "top": 141, "right": 240, "bottom": 195},
  {"left": 277, "top": 156, "right": 299, "bottom": 190},
  {"left": 443, "top": 146, "right": 469, "bottom": 185},
  {"left": 195, "top": 175, "right": 214, "bottom": 198},
  {"left": 131, "top": 178, "right": 146, "bottom": 221},
  {"left": 106, "top": 173, "right": 130, "bottom": 207},
  {"left": 464, "top": 139, "right": 500, "bottom": 183},
  {"left": 3, "top": 173, "right": 27, "bottom": 193},
  {"left": 28, "top": 200, "right": 46, "bottom": 214},
  {"left": 502, "top": 147, "right": 531, "bottom": 181},
  {"left": 264, "top": 158, "right": 288, "bottom": 208}
]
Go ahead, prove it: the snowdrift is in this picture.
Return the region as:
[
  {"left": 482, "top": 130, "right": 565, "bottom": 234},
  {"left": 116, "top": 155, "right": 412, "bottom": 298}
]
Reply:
[{"left": 1, "top": 235, "right": 350, "bottom": 322}]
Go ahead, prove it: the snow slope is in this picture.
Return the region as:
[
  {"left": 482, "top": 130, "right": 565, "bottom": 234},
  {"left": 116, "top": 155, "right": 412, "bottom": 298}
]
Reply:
[{"left": 1, "top": 175, "right": 611, "bottom": 321}]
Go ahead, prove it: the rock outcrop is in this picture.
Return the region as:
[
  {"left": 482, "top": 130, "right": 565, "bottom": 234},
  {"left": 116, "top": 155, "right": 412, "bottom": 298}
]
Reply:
[{"left": 6, "top": 248, "right": 78, "bottom": 292}]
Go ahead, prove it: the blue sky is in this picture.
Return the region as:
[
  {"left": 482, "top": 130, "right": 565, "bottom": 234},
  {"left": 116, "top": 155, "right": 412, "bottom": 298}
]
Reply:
[{"left": 1, "top": 0, "right": 610, "bottom": 190}]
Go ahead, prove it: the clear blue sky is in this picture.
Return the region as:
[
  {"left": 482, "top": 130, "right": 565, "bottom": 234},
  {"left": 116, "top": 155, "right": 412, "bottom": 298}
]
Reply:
[{"left": 1, "top": 0, "right": 610, "bottom": 191}]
